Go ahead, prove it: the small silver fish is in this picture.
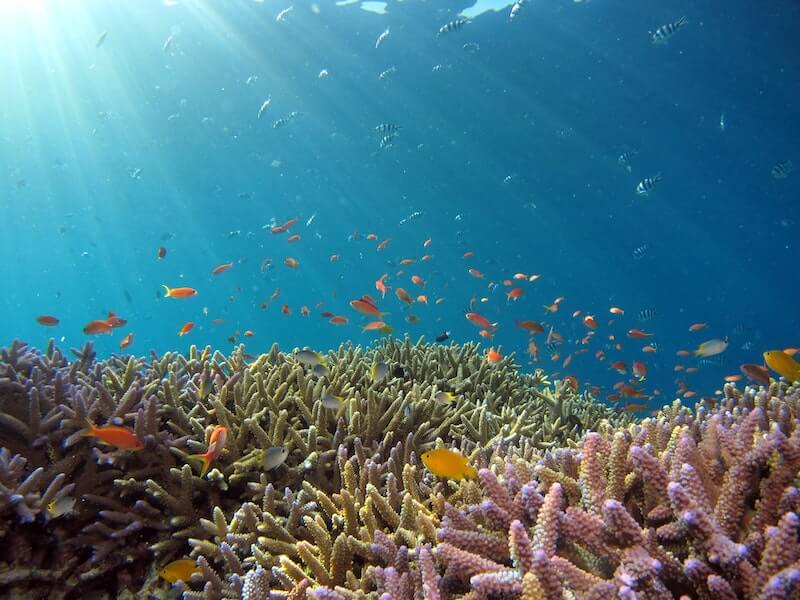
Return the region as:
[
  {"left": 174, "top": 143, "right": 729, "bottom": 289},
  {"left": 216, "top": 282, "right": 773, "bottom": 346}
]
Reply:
[
  {"left": 321, "top": 393, "right": 343, "bottom": 409},
  {"left": 47, "top": 496, "right": 76, "bottom": 518},
  {"left": 311, "top": 364, "right": 330, "bottom": 379},
  {"left": 296, "top": 349, "right": 326, "bottom": 367},
  {"left": 262, "top": 446, "right": 289, "bottom": 470},
  {"left": 376, "top": 123, "right": 400, "bottom": 135},
  {"left": 694, "top": 338, "right": 729, "bottom": 358},
  {"left": 462, "top": 42, "right": 480, "bottom": 53},
  {"left": 371, "top": 361, "right": 390, "bottom": 382},
  {"left": 276, "top": 6, "right": 293, "bottom": 22},
  {"left": 96, "top": 31, "right": 109, "bottom": 48},
  {"left": 318, "top": 69, "right": 329, "bottom": 79},
  {"left": 375, "top": 28, "right": 390, "bottom": 49},
  {"left": 509, "top": 0, "right": 525, "bottom": 21},
  {"left": 433, "top": 391, "right": 455, "bottom": 404},
  {"left": 379, "top": 134, "right": 396, "bottom": 150},
  {"left": 258, "top": 98, "right": 272, "bottom": 119},
  {"left": 163, "top": 34, "right": 175, "bottom": 53}
]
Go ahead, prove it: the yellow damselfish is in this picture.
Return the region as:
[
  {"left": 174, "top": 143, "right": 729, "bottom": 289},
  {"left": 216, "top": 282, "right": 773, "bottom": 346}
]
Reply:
[
  {"left": 159, "top": 559, "right": 200, "bottom": 583},
  {"left": 764, "top": 351, "right": 800, "bottom": 383},
  {"left": 421, "top": 448, "right": 477, "bottom": 480}
]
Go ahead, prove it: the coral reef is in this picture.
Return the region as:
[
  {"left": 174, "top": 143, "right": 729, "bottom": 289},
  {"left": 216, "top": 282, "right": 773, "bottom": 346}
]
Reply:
[
  {"left": 0, "top": 337, "right": 622, "bottom": 598},
  {"left": 2, "top": 337, "right": 799, "bottom": 599}
]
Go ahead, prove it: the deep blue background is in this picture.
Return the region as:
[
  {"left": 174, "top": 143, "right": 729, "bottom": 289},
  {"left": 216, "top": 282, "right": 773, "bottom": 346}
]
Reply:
[{"left": 1, "top": 0, "right": 797, "bottom": 408}]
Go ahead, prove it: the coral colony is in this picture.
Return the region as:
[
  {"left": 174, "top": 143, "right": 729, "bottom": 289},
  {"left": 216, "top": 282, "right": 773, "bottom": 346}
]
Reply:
[{"left": 1, "top": 337, "right": 799, "bottom": 599}]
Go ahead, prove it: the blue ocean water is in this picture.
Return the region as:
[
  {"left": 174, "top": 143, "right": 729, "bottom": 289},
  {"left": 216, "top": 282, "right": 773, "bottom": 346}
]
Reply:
[{"left": 1, "top": 0, "right": 797, "bottom": 409}]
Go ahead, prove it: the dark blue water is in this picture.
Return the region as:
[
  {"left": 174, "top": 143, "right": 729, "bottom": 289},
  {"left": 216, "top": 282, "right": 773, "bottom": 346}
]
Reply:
[{"left": 1, "top": 0, "right": 797, "bottom": 409}]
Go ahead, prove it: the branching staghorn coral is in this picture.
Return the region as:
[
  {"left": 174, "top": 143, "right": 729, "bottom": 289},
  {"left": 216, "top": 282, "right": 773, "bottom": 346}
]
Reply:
[
  {"left": 0, "top": 337, "right": 622, "bottom": 598},
  {"left": 423, "top": 381, "right": 800, "bottom": 599}
]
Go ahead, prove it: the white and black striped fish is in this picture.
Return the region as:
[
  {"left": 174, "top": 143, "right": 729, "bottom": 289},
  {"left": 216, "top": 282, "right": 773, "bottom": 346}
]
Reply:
[
  {"left": 375, "top": 28, "right": 390, "bottom": 49},
  {"left": 510, "top": 0, "right": 526, "bottom": 21},
  {"left": 376, "top": 123, "right": 400, "bottom": 135},
  {"left": 635, "top": 174, "right": 662, "bottom": 195},
  {"left": 651, "top": 17, "right": 688, "bottom": 45},
  {"left": 438, "top": 18, "right": 469, "bottom": 37},
  {"left": 771, "top": 160, "right": 793, "bottom": 179},
  {"left": 632, "top": 245, "right": 648, "bottom": 260},
  {"left": 618, "top": 151, "right": 636, "bottom": 172},
  {"left": 637, "top": 308, "right": 657, "bottom": 322},
  {"left": 379, "top": 134, "right": 397, "bottom": 150}
]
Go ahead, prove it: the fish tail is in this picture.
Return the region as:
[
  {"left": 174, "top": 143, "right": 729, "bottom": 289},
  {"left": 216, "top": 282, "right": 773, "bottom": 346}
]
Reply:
[
  {"left": 187, "top": 452, "right": 212, "bottom": 476},
  {"left": 80, "top": 419, "right": 97, "bottom": 438},
  {"left": 161, "top": 284, "right": 171, "bottom": 297}
]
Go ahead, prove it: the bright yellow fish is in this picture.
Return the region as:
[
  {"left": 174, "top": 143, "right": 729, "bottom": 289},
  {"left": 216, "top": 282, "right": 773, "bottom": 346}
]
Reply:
[
  {"left": 159, "top": 559, "right": 200, "bottom": 583},
  {"left": 421, "top": 448, "right": 476, "bottom": 480},
  {"left": 764, "top": 350, "right": 800, "bottom": 383}
]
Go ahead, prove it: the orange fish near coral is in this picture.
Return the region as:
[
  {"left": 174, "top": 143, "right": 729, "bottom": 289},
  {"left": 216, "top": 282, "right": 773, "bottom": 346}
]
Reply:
[
  {"left": 162, "top": 285, "right": 198, "bottom": 299},
  {"left": 486, "top": 348, "right": 502, "bottom": 365},
  {"left": 466, "top": 312, "right": 495, "bottom": 329},
  {"left": 36, "top": 315, "right": 59, "bottom": 326},
  {"left": 159, "top": 559, "right": 200, "bottom": 584},
  {"left": 421, "top": 448, "right": 476, "bottom": 480},
  {"left": 178, "top": 322, "right": 194, "bottom": 336},
  {"left": 119, "top": 333, "right": 134, "bottom": 350},
  {"left": 82, "top": 422, "right": 143, "bottom": 450},
  {"left": 187, "top": 425, "right": 227, "bottom": 476}
]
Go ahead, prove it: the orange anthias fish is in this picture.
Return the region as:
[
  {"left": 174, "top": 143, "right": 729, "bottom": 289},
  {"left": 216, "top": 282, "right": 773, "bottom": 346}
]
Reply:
[
  {"left": 411, "top": 275, "right": 426, "bottom": 287},
  {"left": 36, "top": 315, "right": 59, "bottom": 326},
  {"left": 211, "top": 262, "right": 234, "bottom": 275},
  {"left": 421, "top": 448, "right": 476, "bottom": 480},
  {"left": 106, "top": 312, "right": 127, "bottom": 328},
  {"left": 609, "top": 307, "right": 624, "bottom": 315},
  {"left": 178, "top": 322, "right": 194, "bottom": 336},
  {"left": 583, "top": 315, "right": 597, "bottom": 330},
  {"left": 376, "top": 274, "right": 390, "bottom": 298},
  {"left": 466, "top": 312, "right": 496, "bottom": 329},
  {"left": 395, "top": 288, "right": 413, "bottom": 304},
  {"left": 284, "top": 257, "right": 299, "bottom": 269},
  {"left": 351, "top": 296, "right": 383, "bottom": 317},
  {"left": 377, "top": 238, "right": 392, "bottom": 251},
  {"left": 688, "top": 322, "right": 708, "bottom": 332},
  {"left": 329, "top": 316, "right": 348, "bottom": 325},
  {"left": 363, "top": 320, "right": 389, "bottom": 332},
  {"left": 187, "top": 425, "right": 227, "bottom": 476},
  {"left": 83, "top": 319, "right": 114, "bottom": 335},
  {"left": 506, "top": 288, "right": 524, "bottom": 301},
  {"left": 486, "top": 348, "right": 502, "bottom": 364},
  {"left": 162, "top": 285, "right": 198, "bottom": 298},
  {"left": 119, "top": 333, "right": 134, "bottom": 350},
  {"left": 82, "top": 422, "right": 143, "bottom": 450},
  {"left": 515, "top": 320, "right": 544, "bottom": 334},
  {"left": 468, "top": 268, "right": 484, "bottom": 278},
  {"left": 739, "top": 363, "right": 771, "bottom": 386},
  {"left": 628, "top": 328, "right": 654, "bottom": 339}
]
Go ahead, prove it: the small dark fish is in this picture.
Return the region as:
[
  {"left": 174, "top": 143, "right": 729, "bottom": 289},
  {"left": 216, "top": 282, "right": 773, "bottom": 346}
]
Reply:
[
  {"left": 392, "top": 365, "right": 411, "bottom": 379},
  {"left": 435, "top": 331, "right": 450, "bottom": 343},
  {"left": 771, "top": 160, "right": 793, "bottom": 180}
]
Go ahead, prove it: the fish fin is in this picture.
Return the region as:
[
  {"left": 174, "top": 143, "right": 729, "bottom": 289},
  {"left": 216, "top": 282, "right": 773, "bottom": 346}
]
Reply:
[
  {"left": 465, "top": 465, "right": 478, "bottom": 479},
  {"left": 161, "top": 284, "right": 171, "bottom": 297},
  {"left": 80, "top": 420, "right": 97, "bottom": 438},
  {"left": 187, "top": 452, "right": 212, "bottom": 476}
]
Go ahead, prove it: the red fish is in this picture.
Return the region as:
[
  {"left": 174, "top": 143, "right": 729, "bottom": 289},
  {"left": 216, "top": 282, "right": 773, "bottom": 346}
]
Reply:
[
  {"left": 82, "top": 422, "right": 143, "bottom": 450},
  {"left": 157, "top": 246, "right": 167, "bottom": 259},
  {"left": 329, "top": 316, "right": 348, "bottom": 325},
  {"left": 465, "top": 312, "right": 495, "bottom": 329},
  {"left": 395, "top": 288, "right": 413, "bottom": 304},
  {"left": 627, "top": 328, "right": 654, "bottom": 339},
  {"left": 178, "top": 322, "right": 194, "bottom": 336},
  {"left": 119, "top": 333, "right": 134, "bottom": 350},
  {"left": 284, "top": 257, "right": 299, "bottom": 269},
  {"left": 187, "top": 425, "right": 227, "bottom": 476},
  {"left": 350, "top": 297, "right": 383, "bottom": 317},
  {"left": 515, "top": 320, "right": 544, "bottom": 334},
  {"left": 486, "top": 348, "right": 502, "bottom": 364},
  {"left": 36, "top": 315, "right": 59, "bottom": 326},
  {"left": 583, "top": 315, "right": 597, "bottom": 330},
  {"left": 83, "top": 319, "right": 113, "bottom": 335},
  {"left": 506, "top": 288, "right": 524, "bottom": 301},
  {"left": 739, "top": 363, "right": 770, "bottom": 385},
  {"left": 468, "top": 268, "right": 484, "bottom": 278}
]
